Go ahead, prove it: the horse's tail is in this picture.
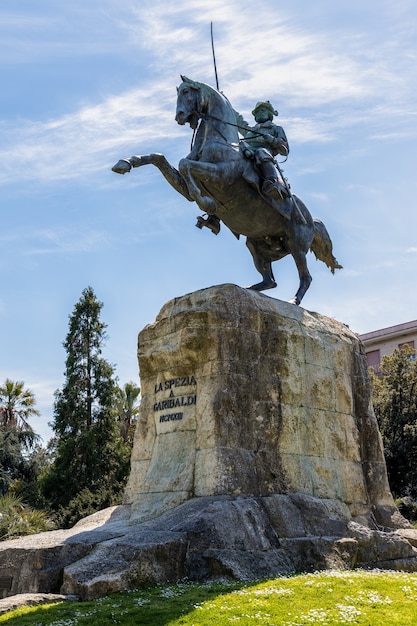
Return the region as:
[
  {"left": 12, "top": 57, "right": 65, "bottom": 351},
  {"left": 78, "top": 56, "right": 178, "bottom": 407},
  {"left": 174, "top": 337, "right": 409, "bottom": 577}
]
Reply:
[{"left": 310, "top": 218, "right": 343, "bottom": 274}]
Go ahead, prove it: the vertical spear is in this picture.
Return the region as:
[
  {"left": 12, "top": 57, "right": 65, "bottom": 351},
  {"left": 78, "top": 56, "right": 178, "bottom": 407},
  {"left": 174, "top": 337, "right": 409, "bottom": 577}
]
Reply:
[{"left": 211, "top": 22, "right": 220, "bottom": 91}]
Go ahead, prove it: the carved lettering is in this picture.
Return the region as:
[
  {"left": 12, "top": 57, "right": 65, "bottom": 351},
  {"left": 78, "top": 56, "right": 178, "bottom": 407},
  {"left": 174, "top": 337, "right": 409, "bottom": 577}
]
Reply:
[
  {"left": 159, "top": 412, "right": 183, "bottom": 423},
  {"left": 153, "top": 375, "right": 197, "bottom": 414},
  {"left": 154, "top": 376, "right": 197, "bottom": 394},
  {"left": 153, "top": 394, "right": 197, "bottom": 412}
]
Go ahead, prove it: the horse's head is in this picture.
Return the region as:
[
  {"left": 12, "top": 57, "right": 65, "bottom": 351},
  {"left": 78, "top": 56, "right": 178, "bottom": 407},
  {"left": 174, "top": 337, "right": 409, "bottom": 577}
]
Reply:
[{"left": 175, "top": 76, "right": 207, "bottom": 129}]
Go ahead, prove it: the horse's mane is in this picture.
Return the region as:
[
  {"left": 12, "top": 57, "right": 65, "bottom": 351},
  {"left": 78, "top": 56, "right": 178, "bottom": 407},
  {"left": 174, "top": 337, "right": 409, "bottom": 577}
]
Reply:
[{"left": 180, "top": 75, "right": 236, "bottom": 125}]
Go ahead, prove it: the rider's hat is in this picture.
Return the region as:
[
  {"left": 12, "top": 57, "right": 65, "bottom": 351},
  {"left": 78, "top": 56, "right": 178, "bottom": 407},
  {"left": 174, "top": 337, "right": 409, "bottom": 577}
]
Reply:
[{"left": 251, "top": 101, "right": 278, "bottom": 118}]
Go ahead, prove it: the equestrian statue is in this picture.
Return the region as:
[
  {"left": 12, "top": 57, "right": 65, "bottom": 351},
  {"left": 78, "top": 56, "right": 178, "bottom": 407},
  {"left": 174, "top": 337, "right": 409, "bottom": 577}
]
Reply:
[{"left": 112, "top": 76, "right": 341, "bottom": 305}]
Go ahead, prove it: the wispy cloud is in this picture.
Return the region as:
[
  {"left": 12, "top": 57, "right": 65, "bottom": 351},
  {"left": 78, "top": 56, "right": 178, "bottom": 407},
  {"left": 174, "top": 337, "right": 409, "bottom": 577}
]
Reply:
[
  {"left": 1, "top": 0, "right": 416, "bottom": 187},
  {"left": 0, "top": 84, "right": 184, "bottom": 185},
  {"left": 2, "top": 0, "right": 417, "bottom": 444},
  {"left": 0, "top": 225, "right": 110, "bottom": 256},
  {"left": 0, "top": 2, "right": 135, "bottom": 63}
]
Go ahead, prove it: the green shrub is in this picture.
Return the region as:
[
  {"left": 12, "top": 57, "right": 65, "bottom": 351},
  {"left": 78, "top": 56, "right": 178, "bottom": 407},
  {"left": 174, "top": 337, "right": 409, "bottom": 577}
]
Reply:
[
  {"left": 396, "top": 496, "right": 417, "bottom": 522},
  {"left": 0, "top": 494, "right": 54, "bottom": 540},
  {"left": 55, "top": 484, "right": 124, "bottom": 529}
]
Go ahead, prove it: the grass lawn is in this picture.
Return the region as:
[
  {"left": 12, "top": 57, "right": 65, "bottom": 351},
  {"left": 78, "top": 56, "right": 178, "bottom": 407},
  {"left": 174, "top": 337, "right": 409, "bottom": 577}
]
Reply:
[{"left": 1, "top": 570, "right": 417, "bottom": 625}]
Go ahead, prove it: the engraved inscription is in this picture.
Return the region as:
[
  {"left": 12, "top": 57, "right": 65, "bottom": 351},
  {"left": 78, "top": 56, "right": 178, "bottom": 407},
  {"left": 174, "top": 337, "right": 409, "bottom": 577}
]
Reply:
[
  {"left": 153, "top": 375, "right": 197, "bottom": 422},
  {"left": 154, "top": 376, "right": 196, "bottom": 393},
  {"left": 153, "top": 394, "right": 197, "bottom": 412},
  {"left": 159, "top": 412, "right": 183, "bottom": 423}
]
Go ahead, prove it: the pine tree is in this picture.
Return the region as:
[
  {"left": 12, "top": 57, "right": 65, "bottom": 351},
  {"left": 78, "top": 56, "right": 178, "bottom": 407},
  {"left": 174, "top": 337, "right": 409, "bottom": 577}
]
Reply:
[{"left": 41, "top": 287, "right": 130, "bottom": 519}]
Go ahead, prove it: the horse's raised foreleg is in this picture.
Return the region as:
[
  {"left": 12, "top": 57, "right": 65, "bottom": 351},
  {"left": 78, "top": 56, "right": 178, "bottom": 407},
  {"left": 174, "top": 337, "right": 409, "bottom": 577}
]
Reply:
[
  {"left": 112, "top": 154, "right": 193, "bottom": 201},
  {"left": 245, "top": 239, "right": 277, "bottom": 291},
  {"left": 178, "top": 158, "right": 228, "bottom": 214}
]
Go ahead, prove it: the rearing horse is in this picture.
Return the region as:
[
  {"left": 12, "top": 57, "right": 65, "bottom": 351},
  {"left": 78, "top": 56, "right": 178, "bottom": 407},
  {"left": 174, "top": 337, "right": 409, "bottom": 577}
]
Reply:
[{"left": 112, "top": 76, "right": 341, "bottom": 305}]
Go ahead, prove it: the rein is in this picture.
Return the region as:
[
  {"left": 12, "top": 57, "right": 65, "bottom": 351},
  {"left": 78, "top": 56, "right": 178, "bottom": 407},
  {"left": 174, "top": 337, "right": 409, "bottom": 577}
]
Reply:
[
  {"left": 185, "top": 86, "right": 286, "bottom": 162},
  {"left": 190, "top": 124, "right": 198, "bottom": 151},
  {"left": 203, "top": 112, "right": 288, "bottom": 163},
  {"left": 203, "top": 112, "right": 262, "bottom": 137},
  {"left": 184, "top": 83, "right": 266, "bottom": 148},
  {"left": 189, "top": 111, "right": 230, "bottom": 151}
]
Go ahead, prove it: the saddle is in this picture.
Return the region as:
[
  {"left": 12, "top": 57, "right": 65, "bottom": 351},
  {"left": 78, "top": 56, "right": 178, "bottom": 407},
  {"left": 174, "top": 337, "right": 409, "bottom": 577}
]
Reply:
[{"left": 240, "top": 154, "right": 292, "bottom": 220}]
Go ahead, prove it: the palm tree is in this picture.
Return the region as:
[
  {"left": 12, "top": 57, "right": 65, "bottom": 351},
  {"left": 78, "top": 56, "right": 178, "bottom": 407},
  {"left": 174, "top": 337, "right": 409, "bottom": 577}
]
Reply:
[
  {"left": 116, "top": 382, "right": 140, "bottom": 443},
  {"left": 0, "top": 379, "right": 40, "bottom": 433},
  {"left": 0, "top": 380, "right": 41, "bottom": 495}
]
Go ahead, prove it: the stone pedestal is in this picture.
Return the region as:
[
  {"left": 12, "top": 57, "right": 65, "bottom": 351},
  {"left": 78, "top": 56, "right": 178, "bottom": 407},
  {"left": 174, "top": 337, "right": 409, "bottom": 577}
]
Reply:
[
  {"left": 1, "top": 285, "right": 417, "bottom": 602},
  {"left": 124, "top": 284, "right": 395, "bottom": 527}
]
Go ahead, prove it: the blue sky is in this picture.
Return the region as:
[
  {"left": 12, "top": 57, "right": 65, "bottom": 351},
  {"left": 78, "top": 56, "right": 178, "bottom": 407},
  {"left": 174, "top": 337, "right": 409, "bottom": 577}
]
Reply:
[{"left": 1, "top": 0, "right": 417, "bottom": 442}]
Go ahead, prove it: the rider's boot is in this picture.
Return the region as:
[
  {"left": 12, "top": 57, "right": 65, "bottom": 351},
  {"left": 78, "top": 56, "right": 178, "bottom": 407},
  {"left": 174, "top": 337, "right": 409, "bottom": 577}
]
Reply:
[
  {"left": 262, "top": 179, "right": 289, "bottom": 202},
  {"left": 196, "top": 215, "right": 221, "bottom": 235},
  {"left": 262, "top": 179, "right": 292, "bottom": 220}
]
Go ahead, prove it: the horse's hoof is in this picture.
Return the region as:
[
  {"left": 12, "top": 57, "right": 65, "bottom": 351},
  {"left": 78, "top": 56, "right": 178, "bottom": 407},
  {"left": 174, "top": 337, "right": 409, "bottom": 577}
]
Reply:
[
  {"left": 247, "top": 281, "right": 277, "bottom": 292},
  {"left": 112, "top": 159, "right": 131, "bottom": 174}
]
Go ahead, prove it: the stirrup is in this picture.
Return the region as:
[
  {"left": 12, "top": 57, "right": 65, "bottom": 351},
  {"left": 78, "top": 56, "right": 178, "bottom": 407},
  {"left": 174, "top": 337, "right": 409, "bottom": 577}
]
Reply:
[{"left": 195, "top": 215, "right": 220, "bottom": 235}]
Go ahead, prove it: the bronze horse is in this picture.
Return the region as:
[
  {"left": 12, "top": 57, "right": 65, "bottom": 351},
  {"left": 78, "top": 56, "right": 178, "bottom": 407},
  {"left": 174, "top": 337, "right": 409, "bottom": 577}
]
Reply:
[{"left": 112, "top": 76, "right": 341, "bottom": 305}]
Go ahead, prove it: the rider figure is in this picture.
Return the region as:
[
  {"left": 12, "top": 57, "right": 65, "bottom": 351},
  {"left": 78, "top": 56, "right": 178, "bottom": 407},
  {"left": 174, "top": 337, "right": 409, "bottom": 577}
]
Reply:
[
  {"left": 237, "top": 100, "right": 289, "bottom": 202},
  {"left": 197, "top": 100, "right": 291, "bottom": 234}
]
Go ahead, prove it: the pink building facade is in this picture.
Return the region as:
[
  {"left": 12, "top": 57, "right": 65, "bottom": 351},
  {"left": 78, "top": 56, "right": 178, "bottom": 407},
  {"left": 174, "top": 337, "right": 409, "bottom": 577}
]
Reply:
[{"left": 360, "top": 320, "right": 417, "bottom": 372}]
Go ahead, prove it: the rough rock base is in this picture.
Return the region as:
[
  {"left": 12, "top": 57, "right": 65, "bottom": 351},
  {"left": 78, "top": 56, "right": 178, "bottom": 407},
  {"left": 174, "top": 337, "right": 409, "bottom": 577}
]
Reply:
[
  {"left": 1, "top": 285, "right": 417, "bottom": 603},
  {"left": 1, "top": 494, "right": 417, "bottom": 602},
  {"left": 124, "top": 284, "right": 398, "bottom": 527}
]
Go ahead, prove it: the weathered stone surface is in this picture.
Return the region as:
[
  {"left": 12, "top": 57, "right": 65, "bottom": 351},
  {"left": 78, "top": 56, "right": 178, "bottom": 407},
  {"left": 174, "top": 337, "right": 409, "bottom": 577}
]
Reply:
[
  {"left": 125, "top": 284, "right": 395, "bottom": 526},
  {"left": 1, "top": 285, "right": 417, "bottom": 606},
  {"left": 0, "top": 506, "right": 130, "bottom": 599},
  {"left": 0, "top": 593, "right": 76, "bottom": 615},
  {"left": 3, "top": 493, "right": 416, "bottom": 604},
  {"left": 61, "top": 530, "right": 188, "bottom": 600}
]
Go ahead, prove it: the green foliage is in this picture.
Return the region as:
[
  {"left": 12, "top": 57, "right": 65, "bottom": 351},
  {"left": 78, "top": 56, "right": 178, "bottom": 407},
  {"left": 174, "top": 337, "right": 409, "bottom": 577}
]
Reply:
[
  {"left": 0, "top": 494, "right": 54, "bottom": 540},
  {"left": 40, "top": 287, "right": 133, "bottom": 524},
  {"left": 0, "top": 379, "right": 40, "bottom": 434},
  {"left": 3, "top": 571, "right": 417, "bottom": 625},
  {"left": 54, "top": 484, "right": 125, "bottom": 529},
  {"left": 370, "top": 345, "right": 417, "bottom": 498},
  {"left": 115, "top": 381, "right": 140, "bottom": 444},
  {"left": 9, "top": 443, "right": 53, "bottom": 510},
  {"left": 0, "top": 430, "right": 23, "bottom": 495},
  {"left": 0, "top": 430, "right": 43, "bottom": 496},
  {"left": 0, "top": 380, "right": 42, "bottom": 497},
  {"left": 396, "top": 496, "right": 417, "bottom": 522}
]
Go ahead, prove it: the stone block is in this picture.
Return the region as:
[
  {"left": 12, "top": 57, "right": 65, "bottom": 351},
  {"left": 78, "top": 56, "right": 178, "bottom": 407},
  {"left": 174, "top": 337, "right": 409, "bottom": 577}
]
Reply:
[
  {"left": 124, "top": 285, "right": 395, "bottom": 525},
  {"left": 1, "top": 285, "right": 416, "bottom": 604}
]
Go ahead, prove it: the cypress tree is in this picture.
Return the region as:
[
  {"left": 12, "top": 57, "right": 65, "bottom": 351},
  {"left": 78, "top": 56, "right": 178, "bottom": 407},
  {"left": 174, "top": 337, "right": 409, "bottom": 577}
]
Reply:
[{"left": 41, "top": 287, "right": 130, "bottom": 518}]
